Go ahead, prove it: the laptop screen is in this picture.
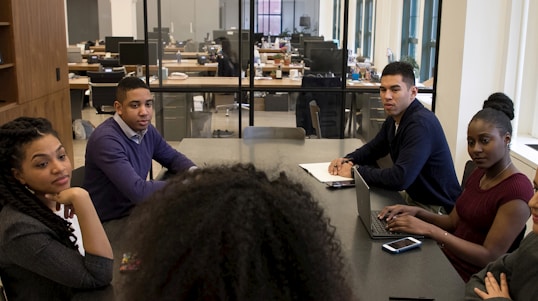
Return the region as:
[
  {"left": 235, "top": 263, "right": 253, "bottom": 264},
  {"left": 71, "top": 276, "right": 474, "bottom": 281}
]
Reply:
[{"left": 353, "top": 165, "right": 372, "bottom": 227}]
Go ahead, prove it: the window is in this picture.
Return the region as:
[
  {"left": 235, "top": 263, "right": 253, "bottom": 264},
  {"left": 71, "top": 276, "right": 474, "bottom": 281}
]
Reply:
[
  {"left": 420, "top": 0, "right": 439, "bottom": 81},
  {"left": 400, "top": 0, "right": 419, "bottom": 59},
  {"left": 362, "top": 0, "right": 374, "bottom": 58},
  {"left": 355, "top": 0, "right": 364, "bottom": 55},
  {"left": 257, "top": 0, "right": 282, "bottom": 35},
  {"left": 333, "top": 0, "right": 341, "bottom": 39},
  {"left": 513, "top": 1, "right": 538, "bottom": 141}
]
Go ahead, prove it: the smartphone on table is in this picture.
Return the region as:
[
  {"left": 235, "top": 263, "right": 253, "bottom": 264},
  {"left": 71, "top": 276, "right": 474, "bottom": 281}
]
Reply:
[{"left": 382, "top": 237, "right": 422, "bottom": 254}]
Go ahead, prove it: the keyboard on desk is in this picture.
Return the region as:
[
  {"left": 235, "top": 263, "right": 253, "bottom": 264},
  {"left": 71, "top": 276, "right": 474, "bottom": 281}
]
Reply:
[{"left": 369, "top": 210, "right": 419, "bottom": 238}]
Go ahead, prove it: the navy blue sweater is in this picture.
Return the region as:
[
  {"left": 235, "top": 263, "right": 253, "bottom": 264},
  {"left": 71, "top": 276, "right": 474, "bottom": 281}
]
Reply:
[
  {"left": 84, "top": 118, "right": 196, "bottom": 222},
  {"left": 346, "top": 99, "right": 461, "bottom": 212}
]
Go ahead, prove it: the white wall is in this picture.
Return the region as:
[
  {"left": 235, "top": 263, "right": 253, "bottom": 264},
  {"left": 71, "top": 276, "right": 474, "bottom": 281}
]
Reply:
[
  {"left": 373, "top": 0, "right": 403, "bottom": 67},
  {"left": 436, "top": 0, "right": 537, "bottom": 181}
]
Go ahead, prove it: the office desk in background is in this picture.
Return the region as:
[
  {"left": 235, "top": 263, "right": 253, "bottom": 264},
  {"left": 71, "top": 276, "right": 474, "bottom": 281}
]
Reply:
[
  {"left": 69, "top": 76, "right": 91, "bottom": 120},
  {"left": 89, "top": 45, "right": 105, "bottom": 52},
  {"left": 69, "top": 76, "right": 382, "bottom": 90},
  {"left": 68, "top": 60, "right": 305, "bottom": 74},
  {"left": 81, "top": 52, "right": 119, "bottom": 58},
  {"left": 74, "top": 138, "right": 464, "bottom": 301}
]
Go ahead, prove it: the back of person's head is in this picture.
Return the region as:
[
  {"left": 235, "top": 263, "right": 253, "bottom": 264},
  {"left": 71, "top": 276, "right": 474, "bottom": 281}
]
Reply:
[
  {"left": 215, "top": 36, "right": 232, "bottom": 55},
  {"left": 381, "top": 61, "right": 415, "bottom": 88},
  {"left": 471, "top": 92, "right": 514, "bottom": 135},
  {"left": 116, "top": 76, "right": 149, "bottom": 103},
  {"left": 0, "top": 117, "right": 77, "bottom": 249},
  {"left": 123, "top": 163, "right": 353, "bottom": 301}
]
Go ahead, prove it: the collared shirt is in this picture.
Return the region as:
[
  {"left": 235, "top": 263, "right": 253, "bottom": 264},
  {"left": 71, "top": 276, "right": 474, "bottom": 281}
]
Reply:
[{"left": 113, "top": 113, "right": 148, "bottom": 144}]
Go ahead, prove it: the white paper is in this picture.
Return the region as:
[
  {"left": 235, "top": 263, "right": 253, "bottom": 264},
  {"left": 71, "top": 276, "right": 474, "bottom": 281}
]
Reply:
[{"left": 299, "top": 162, "right": 353, "bottom": 183}]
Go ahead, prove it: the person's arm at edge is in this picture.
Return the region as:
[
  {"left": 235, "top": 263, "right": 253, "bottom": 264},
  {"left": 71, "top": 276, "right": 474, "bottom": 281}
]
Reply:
[
  {"left": 329, "top": 119, "right": 392, "bottom": 176},
  {"left": 465, "top": 254, "right": 513, "bottom": 301},
  {"left": 51, "top": 188, "right": 112, "bottom": 259},
  {"left": 434, "top": 201, "right": 529, "bottom": 268},
  {"left": 3, "top": 209, "right": 113, "bottom": 288}
]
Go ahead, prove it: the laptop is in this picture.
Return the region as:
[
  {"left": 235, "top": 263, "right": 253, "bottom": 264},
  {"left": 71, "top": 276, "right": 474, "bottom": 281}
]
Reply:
[{"left": 353, "top": 165, "right": 423, "bottom": 239}]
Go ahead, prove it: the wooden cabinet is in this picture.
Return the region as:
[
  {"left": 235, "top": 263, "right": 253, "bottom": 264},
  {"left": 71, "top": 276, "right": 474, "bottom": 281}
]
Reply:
[
  {"left": 0, "top": 0, "right": 73, "bottom": 160},
  {"left": 0, "top": 0, "right": 17, "bottom": 105}
]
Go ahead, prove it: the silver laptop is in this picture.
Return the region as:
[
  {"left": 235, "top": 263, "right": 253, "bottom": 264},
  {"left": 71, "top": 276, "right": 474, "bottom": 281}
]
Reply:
[{"left": 353, "top": 165, "right": 422, "bottom": 239}]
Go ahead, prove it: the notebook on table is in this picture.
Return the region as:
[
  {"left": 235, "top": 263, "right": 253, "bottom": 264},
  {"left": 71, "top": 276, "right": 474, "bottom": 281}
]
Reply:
[
  {"left": 299, "top": 162, "right": 355, "bottom": 188},
  {"left": 353, "top": 165, "right": 423, "bottom": 239}
]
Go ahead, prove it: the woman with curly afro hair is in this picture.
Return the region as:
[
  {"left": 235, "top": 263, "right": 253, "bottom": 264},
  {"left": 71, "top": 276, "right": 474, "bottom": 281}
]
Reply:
[{"left": 122, "top": 163, "right": 354, "bottom": 301}]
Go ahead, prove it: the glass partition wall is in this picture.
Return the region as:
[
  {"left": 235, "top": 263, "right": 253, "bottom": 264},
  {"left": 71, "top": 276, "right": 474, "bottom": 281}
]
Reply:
[{"left": 132, "top": 0, "right": 439, "bottom": 140}]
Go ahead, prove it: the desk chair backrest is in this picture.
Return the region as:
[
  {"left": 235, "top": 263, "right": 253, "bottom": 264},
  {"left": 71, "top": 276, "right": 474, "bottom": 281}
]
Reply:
[
  {"left": 217, "top": 55, "right": 240, "bottom": 77},
  {"left": 87, "top": 71, "right": 125, "bottom": 114},
  {"left": 461, "top": 160, "right": 477, "bottom": 188},
  {"left": 309, "top": 100, "right": 322, "bottom": 138},
  {"left": 243, "top": 126, "right": 306, "bottom": 140},
  {"left": 71, "top": 166, "right": 85, "bottom": 187}
]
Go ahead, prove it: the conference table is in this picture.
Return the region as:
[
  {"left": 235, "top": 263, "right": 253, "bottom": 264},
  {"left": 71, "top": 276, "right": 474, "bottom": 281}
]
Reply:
[{"left": 74, "top": 138, "right": 464, "bottom": 301}]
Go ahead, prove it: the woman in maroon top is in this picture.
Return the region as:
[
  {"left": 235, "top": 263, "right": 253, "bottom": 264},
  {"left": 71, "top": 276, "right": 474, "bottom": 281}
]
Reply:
[{"left": 378, "top": 95, "right": 533, "bottom": 281}]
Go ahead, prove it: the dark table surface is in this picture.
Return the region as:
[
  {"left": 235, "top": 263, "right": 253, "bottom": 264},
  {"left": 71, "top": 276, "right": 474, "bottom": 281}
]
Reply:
[{"left": 75, "top": 138, "right": 464, "bottom": 301}]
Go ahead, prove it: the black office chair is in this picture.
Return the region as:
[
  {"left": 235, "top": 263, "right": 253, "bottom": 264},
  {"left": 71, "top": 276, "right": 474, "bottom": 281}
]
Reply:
[
  {"left": 87, "top": 71, "right": 125, "bottom": 114},
  {"left": 461, "top": 160, "right": 477, "bottom": 188},
  {"left": 309, "top": 100, "right": 322, "bottom": 138},
  {"left": 296, "top": 76, "right": 343, "bottom": 138},
  {"left": 214, "top": 55, "right": 248, "bottom": 116},
  {"left": 71, "top": 166, "right": 85, "bottom": 187}
]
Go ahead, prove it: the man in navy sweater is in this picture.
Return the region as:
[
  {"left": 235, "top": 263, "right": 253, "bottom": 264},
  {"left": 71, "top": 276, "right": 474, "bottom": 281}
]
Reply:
[
  {"left": 329, "top": 62, "right": 460, "bottom": 214},
  {"left": 84, "top": 77, "right": 197, "bottom": 223}
]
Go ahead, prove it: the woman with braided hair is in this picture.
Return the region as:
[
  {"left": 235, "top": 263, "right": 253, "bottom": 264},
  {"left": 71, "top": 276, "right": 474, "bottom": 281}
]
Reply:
[{"left": 0, "top": 117, "right": 112, "bottom": 300}]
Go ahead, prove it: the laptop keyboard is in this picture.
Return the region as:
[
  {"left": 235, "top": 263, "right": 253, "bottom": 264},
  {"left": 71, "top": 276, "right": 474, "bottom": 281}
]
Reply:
[{"left": 371, "top": 211, "right": 399, "bottom": 236}]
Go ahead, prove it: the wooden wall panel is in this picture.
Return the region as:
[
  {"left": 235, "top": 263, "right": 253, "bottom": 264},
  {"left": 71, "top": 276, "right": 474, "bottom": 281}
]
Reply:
[
  {"left": 1, "top": 0, "right": 74, "bottom": 162},
  {"left": 13, "top": 89, "right": 74, "bottom": 162},
  {"left": 11, "top": 0, "right": 68, "bottom": 104}
]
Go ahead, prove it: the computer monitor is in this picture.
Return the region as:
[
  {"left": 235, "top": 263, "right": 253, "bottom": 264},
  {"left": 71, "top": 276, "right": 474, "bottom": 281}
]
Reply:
[
  {"left": 213, "top": 29, "right": 250, "bottom": 70},
  {"left": 118, "top": 42, "right": 158, "bottom": 66},
  {"left": 290, "top": 33, "right": 304, "bottom": 44},
  {"left": 105, "top": 36, "right": 134, "bottom": 53},
  {"left": 147, "top": 31, "right": 170, "bottom": 44},
  {"left": 98, "top": 58, "right": 121, "bottom": 67},
  {"left": 213, "top": 29, "right": 231, "bottom": 41},
  {"left": 303, "top": 40, "right": 336, "bottom": 59},
  {"left": 309, "top": 48, "right": 343, "bottom": 75},
  {"left": 300, "top": 35, "right": 322, "bottom": 43}
]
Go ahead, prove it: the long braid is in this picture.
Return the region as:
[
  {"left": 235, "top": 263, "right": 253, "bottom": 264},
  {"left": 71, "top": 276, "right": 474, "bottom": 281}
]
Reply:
[{"left": 0, "top": 117, "right": 78, "bottom": 250}]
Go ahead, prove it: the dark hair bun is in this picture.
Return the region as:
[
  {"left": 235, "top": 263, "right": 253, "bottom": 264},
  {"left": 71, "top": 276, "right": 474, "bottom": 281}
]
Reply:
[{"left": 482, "top": 92, "right": 514, "bottom": 120}]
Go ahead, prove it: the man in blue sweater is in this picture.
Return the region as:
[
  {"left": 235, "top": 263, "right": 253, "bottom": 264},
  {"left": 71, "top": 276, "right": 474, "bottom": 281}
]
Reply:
[
  {"left": 329, "top": 62, "right": 460, "bottom": 213},
  {"left": 84, "top": 77, "right": 197, "bottom": 223}
]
